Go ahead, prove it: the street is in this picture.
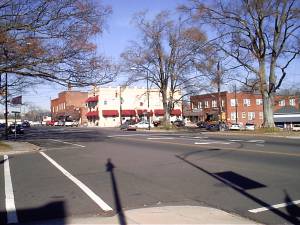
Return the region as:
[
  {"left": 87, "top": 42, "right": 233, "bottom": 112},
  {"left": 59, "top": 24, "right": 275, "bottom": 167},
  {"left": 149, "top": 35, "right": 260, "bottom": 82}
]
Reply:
[{"left": 1, "top": 126, "right": 300, "bottom": 224}]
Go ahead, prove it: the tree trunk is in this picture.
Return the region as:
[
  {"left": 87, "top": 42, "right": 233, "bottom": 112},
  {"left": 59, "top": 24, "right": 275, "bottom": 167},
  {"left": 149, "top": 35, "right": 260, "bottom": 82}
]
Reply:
[
  {"left": 262, "top": 91, "right": 275, "bottom": 128},
  {"left": 161, "top": 88, "right": 171, "bottom": 125}
]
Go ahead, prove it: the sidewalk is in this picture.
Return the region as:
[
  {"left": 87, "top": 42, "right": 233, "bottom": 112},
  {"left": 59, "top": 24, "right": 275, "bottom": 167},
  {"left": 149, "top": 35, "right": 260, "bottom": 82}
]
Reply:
[
  {"left": 0, "top": 140, "right": 41, "bottom": 155},
  {"left": 25, "top": 206, "right": 261, "bottom": 225}
]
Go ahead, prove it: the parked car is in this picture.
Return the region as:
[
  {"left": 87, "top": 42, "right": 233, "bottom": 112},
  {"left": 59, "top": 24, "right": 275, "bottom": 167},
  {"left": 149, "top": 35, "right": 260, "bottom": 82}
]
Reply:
[
  {"left": 64, "top": 120, "right": 79, "bottom": 127},
  {"left": 22, "top": 121, "right": 31, "bottom": 128},
  {"left": 196, "top": 121, "right": 207, "bottom": 128},
  {"left": 135, "top": 121, "right": 154, "bottom": 129},
  {"left": 55, "top": 121, "right": 64, "bottom": 126},
  {"left": 47, "top": 121, "right": 56, "bottom": 126},
  {"left": 229, "top": 123, "right": 242, "bottom": 130},
  {"left": 172, "top": 120, "right": 185, "bottom": 127},
  {"left": 120, "top": 120, "right": 136, "bottom": 131},
  {"left": 153, "top": 120, "right": 161, "bottom": 127},
  {"left": 292, "top": 124, "right": 300, "bottom": 131},
  {"left": 245, "top": 123, "right": 255, "bottom": 131},
  {"left": 8, "top": 124, "right": 24, "bottom": 134}
]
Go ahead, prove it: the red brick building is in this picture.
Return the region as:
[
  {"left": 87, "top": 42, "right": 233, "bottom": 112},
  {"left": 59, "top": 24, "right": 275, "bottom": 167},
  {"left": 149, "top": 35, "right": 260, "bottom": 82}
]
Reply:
[
  {"left": 188, "top": 91, "right": 300, "bottom": 127},
  {"left": 51, "top": 91, "right": 88, "bottom": 124}
]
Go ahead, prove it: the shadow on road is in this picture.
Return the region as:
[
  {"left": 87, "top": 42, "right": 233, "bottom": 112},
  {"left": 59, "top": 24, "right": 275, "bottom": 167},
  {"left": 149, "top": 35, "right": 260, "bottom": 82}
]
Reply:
[
  {"left": 106, "top": 158, "right": 127, "bottom": 225},
  {"left": 0, "top": 201, "right": 66, "bottom": 225},
  {"left": 176, "top": 154, "right": 300, "bottom": 225}
]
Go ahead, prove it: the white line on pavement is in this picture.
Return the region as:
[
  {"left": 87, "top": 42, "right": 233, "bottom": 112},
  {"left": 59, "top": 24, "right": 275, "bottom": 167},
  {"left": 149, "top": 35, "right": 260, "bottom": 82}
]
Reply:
[
  {"left": 147, "top": 137, "right": 175, "bottom": 140},
  {"left": 49, "top": 139, "right": 85, "bottom": 148},
  {"left": 194, "top": 142, "right": 231, "bottom": 145},
  {"left": 4, "top": 155, "right": 18, "bottom": 224},
  {"left": 40, "top": 152, "right": 113, "bottom": 212},
  {"left": 249, "top": 200, "right": 300, "bottom": 213},
  {"left": 247, "top": 140, "right": 265, "bottom": 143},
  {"left": 229, "top": 140, "right": 244, "bottom": 142}
]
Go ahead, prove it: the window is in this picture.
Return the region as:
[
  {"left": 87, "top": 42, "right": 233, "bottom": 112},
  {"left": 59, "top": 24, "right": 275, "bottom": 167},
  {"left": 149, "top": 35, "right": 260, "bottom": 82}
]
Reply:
[
  {"left": 204, "top": 101, "right": 209, "bottom": 108},
  {"left": 256, "top": 99, "right": 263, "bottom": 105},
  {"left": 231, "top": 112, "right": 238, "bottom": 121},
  {"left": 289, "top": 98, "right": 295, "bottom": 106},
  {"left": 242, "top": 112, "right": 246, "bottom": 119},
  {"left": 198, "top": 102, "right": 202, "bottom": 109},
  {"left": 104, "top": 100, "right": 107, "bottom": 105},
  {"left": 279, "top": 99, "right": 285, "bottom": 106},
  {"left": 243, "top": 99, "right": 251, "bottom": 106},
  {"left": 221, "top": 100, "right": 225, "bottom": 107},
  {"left": 231, "top": 99, "right": 237, "bottom": 107},
  {"left": 140, "top": 102, "right": 143, "bottom": 106},
  {"left": 212, "top": 100, "right": 217, "bottom": 108},
  {"left": 248, "top": 112, "right": 255, "bottom": 120},
  {"left": 259, "top": 112, "right": 263, "bottom": 120}
]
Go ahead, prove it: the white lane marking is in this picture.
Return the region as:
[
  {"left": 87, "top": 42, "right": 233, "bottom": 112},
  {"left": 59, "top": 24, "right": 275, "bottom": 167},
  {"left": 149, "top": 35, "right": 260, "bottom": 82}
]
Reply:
[
  {"left": 229, "top": 140, "right": 244, "bottom": 142},
  {"left": 249, "top": 200, "right": 300, "bottom": 213},
  {"left": 247, "top": 140, "right": 265, "bottom": 143},
  {"left": 49, "top": 139, "right": 85, "bottom": 148},
  {"left": 4, "top": 155, "right": 18, "bottom": 224},
  {"left": 194, "top": 142, "right": 231, "bottom": 145},
  {"left": 108, "top": 133, "right": 190, "bottom": 138},
  {"left": 40, "top": 152, "right": 113, "bottom": 212},
  {"left": 147, "top": 137, "right": 175, "bottom": 140}
]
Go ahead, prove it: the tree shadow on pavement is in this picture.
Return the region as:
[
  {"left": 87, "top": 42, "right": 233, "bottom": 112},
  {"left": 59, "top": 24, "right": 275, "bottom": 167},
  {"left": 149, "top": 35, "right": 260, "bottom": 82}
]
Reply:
[
  {"left": 176, "top": 155, "right": 300, "bottom": 225},
  {"left": 106, "top": 158, "right": 127, "bottom": 225},
  {"left": 0, "top": 201, "right": 66, "bottom": 225}
]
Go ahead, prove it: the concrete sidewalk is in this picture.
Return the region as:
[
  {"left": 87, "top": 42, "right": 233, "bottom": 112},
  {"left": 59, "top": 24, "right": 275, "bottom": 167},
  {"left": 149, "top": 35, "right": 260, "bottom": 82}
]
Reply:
[
  {"left": 0, "top": 140, "right": 41, "bottom": 155},
  {"left": 25, "top": 206, "right": 261, "bottom": 225}
]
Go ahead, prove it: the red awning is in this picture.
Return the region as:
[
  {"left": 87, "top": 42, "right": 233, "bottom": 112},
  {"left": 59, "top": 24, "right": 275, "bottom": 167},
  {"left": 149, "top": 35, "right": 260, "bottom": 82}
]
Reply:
[
  {"left": 86, "top": 111, "right": 99, "bottom": 117},
  {"left": 171, "top": 109, "right": 182, "bottom": 116},
  {"left": 121, "top": 110, "right": 136, "bottom": 117},
  {"left": 154, "top": 109, "right": 165, "bottom": 116},
  {"left": 85, "top": 95, "right": 99, "bottom": 103},
  {"left": 102, "top": 110, "right": 119, "bottom": 117},
  {"left": 137, "top": 109, "right": 147, "bottom": 116},
  {"left": 137, "top": 109, "right": 153, "bottom": 116}
]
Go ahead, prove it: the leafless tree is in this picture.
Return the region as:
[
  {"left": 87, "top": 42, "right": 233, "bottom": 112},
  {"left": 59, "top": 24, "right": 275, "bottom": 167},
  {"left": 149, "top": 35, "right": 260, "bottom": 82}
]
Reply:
[
  {"left": 121, "top": 11, "right": 207, "bottom": 124},
  {"left": 181, "top": 0, "right": 300, "bottom": 127},
  {"left": 0, "top": 0, "right": 117, "bottom": 88}
]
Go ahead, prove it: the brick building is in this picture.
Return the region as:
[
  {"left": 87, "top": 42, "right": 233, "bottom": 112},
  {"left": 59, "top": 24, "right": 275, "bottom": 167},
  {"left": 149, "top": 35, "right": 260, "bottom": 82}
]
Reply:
[
  {"left": 188, "top": 91, "right": 300, "bottom": 127},
  {"left": 51, "top": 91, "right": 88, "bottom": 124},
  {"left": 85, "top": 86, "right": 182, "bottom": 127}
]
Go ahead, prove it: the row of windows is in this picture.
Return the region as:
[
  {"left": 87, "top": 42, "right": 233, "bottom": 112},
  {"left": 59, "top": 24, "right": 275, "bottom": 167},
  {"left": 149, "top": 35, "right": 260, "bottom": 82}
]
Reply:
[
  {"left": 230, "top": 99, "right": 263, "bottom": 107},
  {"left": 52, "top": 102, "right": 66, "bottom": 112},
  {"left": 230, "top": 112, "right": 263, "bottom": 120},
  {"left": 194, "top": 100, "right": 225, "bottom": 109},
  {"left": 278, "top": 99, "right": 296, "bottom": 106}
]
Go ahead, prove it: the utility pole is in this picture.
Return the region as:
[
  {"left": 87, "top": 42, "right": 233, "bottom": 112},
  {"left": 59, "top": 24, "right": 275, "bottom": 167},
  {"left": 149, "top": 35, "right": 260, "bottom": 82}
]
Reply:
[
  {"left": 234, "top": 84, "right": 238, "bottom": 124},
  {"left": 4, "top": 48, "right": 9, "bottom": 140},
  {"left": 146, "top": 70, "right": 150, "bottom": 130}
]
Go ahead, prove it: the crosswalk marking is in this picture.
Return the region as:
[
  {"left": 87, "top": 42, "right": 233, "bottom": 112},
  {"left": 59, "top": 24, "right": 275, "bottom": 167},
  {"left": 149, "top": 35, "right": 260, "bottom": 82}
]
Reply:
[{"left": 4, "top": 155, "right": 18, "bottom": 224}]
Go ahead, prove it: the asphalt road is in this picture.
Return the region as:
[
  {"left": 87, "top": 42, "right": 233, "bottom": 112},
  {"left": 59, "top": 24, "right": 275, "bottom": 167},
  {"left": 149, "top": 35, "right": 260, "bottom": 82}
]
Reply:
[{"left": 1, "top": 126, "right": 300, "bottom": 224}]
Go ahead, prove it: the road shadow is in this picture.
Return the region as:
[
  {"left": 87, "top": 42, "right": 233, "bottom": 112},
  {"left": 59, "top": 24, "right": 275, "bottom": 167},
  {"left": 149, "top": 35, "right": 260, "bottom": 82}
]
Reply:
[
  {"left": 176, "top": 155, "right": 300, "bottom": 225},
  {"left": 284, "top": 190, "right": 300, "bottom": 221},
  {"left": 0, "top": 201, "right": 66, "bottom": 225},
  {"left": 106, "top": 158, "right": 127, "bottom": 225}
]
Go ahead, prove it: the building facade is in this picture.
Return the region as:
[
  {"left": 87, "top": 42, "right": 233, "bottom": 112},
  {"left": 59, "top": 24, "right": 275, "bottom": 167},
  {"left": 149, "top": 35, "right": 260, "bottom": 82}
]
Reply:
[
  {"left": 86, "top": 87, "right": 182, "bottom": 127},
  {"left": 189, "top": 91, "right": 300, "bottom": 127},
  {"left": 51, "top": 91, "right": 88, "bottom": 124}
]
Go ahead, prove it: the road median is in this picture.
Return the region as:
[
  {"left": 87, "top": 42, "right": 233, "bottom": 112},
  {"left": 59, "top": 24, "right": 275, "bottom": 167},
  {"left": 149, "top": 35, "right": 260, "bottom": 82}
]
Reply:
[{"left": 0, "top": 141, "right": 41, "bottom": 155}]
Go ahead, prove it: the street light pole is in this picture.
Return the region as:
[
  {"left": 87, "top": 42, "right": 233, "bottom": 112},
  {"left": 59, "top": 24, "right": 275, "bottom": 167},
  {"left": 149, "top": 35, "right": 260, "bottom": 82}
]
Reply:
[
  {"left": 234, "top": 84, "right": 238, "bottom": 124},
  {"left": 146, "top": 70, "right": 150, "bottom": 130}
]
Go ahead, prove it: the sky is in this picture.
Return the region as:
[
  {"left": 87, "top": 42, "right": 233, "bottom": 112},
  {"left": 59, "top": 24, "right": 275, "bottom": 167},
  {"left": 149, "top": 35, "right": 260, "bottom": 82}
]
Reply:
[
  {"left": 19, "top": 0, "right": 187, "bottom": 111},
  {"left": 14, "top": 0, "right": 300, "bottom": 111}
]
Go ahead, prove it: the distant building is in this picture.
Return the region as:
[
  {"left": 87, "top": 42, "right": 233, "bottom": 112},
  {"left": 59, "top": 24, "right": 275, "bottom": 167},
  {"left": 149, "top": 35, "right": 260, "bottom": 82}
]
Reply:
[
  {"left": 85, "top": 86, "right": 182, "bottom": 127},
  {"left": 51, "top": 91, "right": 88, "bottom": 124},
  {"left": 188, "top": 91, "right": 300, "bottom": 127}
]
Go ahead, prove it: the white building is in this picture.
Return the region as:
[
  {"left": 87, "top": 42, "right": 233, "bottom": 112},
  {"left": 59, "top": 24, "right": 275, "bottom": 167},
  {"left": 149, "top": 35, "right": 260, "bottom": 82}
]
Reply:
[{"left": 85, "top": 86, "right": 182, "bottom": 127}]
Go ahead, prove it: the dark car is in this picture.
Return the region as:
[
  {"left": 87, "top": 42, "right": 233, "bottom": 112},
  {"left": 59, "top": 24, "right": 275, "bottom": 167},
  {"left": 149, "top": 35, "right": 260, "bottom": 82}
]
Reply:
[
  {"left": 8, "top": 124, "right": 24, "bottom": 134},
  {"left": 22, "top": 121, "right": 31, "bottom": 128},
  {"left": 172, "top": 120, "right": 185, "bottom": 127},
  {"left": 153, "top": 120, "right": 161, "bottom": 127},
  {"left": 196, "top": 121, "right": 207, "bottom": 128},
  {"left": 207, "top": 123, "right": 228, "bottom": 131},
  {"left": 120, "top": 120, "right": 136, "bottom": 131}
]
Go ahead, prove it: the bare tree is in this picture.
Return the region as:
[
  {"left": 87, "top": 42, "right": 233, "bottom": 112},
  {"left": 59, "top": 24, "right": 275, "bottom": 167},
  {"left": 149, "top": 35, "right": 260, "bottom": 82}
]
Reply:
[
  {"left": 181, "top": 0, "right": 300, "bottom": 127},
  {"left": 121, "top": 11, "right": 207, "bottom": 124},
  {"left": 0, "top": 0, "right": 117, "bottom": 87}
]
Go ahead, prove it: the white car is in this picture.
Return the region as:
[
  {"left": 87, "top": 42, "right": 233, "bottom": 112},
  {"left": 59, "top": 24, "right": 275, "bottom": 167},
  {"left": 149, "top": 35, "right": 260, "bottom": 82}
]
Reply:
[
  {"left": 135, "top": 121, "right": 154, "bottom": 129},
  {"left": 292, "top": 124, "right": 300, "bottom": 131},
  {"left": 229, "top": 123, "right": 241, "bottom": 130},
  {"left": 245, "top": 123, "right": 255, "bottom": 131}
]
